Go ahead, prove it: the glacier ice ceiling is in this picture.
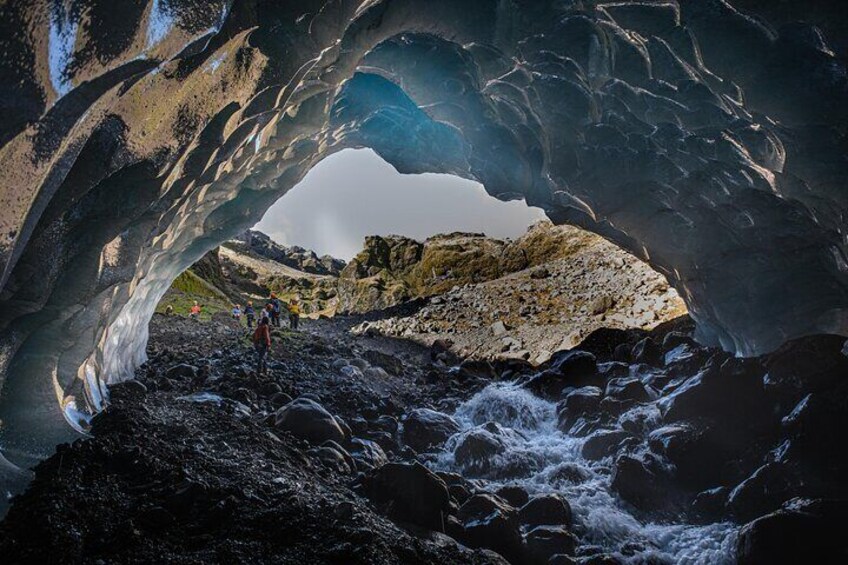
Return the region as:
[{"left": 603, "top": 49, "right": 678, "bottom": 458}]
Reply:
[{"left": 0, "top": 0, "right": 846, "bottom": 491}]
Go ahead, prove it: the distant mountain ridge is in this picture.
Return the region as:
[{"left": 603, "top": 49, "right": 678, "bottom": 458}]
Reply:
[{"left": 225, "top": 230, "right": 346, "bottom": 277}]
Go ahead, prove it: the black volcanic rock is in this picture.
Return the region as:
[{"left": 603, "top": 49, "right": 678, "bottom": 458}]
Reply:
[{"left": 2, "top": 0, "right": 848, "bottom": 504}]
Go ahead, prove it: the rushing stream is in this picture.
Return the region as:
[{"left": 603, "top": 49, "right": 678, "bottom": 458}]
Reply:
[{"left": 430, "top": 383, "right": 738, "bottom": 564}]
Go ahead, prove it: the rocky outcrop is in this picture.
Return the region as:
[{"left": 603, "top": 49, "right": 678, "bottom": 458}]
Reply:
[
  {"left": 1, "top": 0, "right": 848, "bottom": 499},
  {"left": 226, "top": 230, "right": 345, "bottom": 276},
  {"left": 354, "top": 222, "right": 686, "bottom": 363}
]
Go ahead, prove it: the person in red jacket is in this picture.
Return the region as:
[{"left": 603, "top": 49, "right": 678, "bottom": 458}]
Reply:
[{"left": 252, "top": 317, "right": 271, "bottom": 375}]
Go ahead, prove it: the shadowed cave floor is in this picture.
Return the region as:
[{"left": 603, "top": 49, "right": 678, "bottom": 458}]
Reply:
[{"left": 1, "top": 313, "right": 847, "bottom": 564}]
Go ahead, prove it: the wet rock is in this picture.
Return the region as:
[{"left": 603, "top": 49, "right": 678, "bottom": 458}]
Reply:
[
  {"left": 523, "top": 369, "right": 572, "bottom": 400},
  {"left": 454, "top": 426, "right": 506, "bottom": 467},
  {"left": 611, "top": 453, "right": 676, "bottom": 513},
  {"left": 631, "top": 338, "right": 662, "bottom": 366},
  {"left": 524, "top": 351, "right": 600, "bottom": 399},
  {"left": 549, "top": 350, "right": 598, "bottom": 378},
  {"left": 648, "top": 423, "right": 724, "bottom": 490},
  {"left": 362, "top": 462, "right": 451, "bottom": 532},
  {"left": 658, "top": 358, "right": 774, "bottom": 443},
  {"left": 452, "top": 422, "right": 534, "bottom": 478},
  {"left": 371, "top": 415, "right": 399, "bottom": 435},
  {"left": 495, "top": 485, "right": 530, "bottom": 508},
  {"left": 692, "top": 486, "right": 730, "bottom": 520},
  {"left": 401, "top": 408, "right": 461, "bottom": 452},
  {"left": 548, "top": 463, "right": 593, "bottom": 487},
  {"left": 456, "top": 494, "right": 523, "bottom": 562},
  {"left": 726, "top": 463, "right": 798, "bottom": 522},
  {"left": 457, "top": 359, "right": 497, "bottom": 381},
  {"left": 736, "top": 499, "right": 848, "bottom": 565},
  {"left": 524, "top": 525, "right": 578, "bottom": 563},
  {"left": 604, "top": 377, "right": 654, "bottom": 403},
  {"left": 573, "top": 328, "right": 632, "bottom": 361},
  {"left": 557, "top": 386, "right": 603, "bottom": 431},
  {"left": 166, "top": 363, "right": 199, "bottom": 379},
  {"left": 348, "top": 438, "right": 387, "bottom": 470},
  {"left": 519, "top": 493, "right": 573, "bottom": 527},
  {"left": 581, "top": 429, "right": 633, "bottom": 461},
  {"left": 274, "top": 398, "right": 345, "bottom": 445},
  {"left": 661, "top": 332, "right": 697, "bottom": 352},
  {"left": 762, "top": 335, "right": 848, "bottom": 411},
  {"left": 309, "top": 443, "right": 353, "bottom": 474},
  {"left": 449, "top": 484, "right": 471, "bottom": 506},
  {"left": 780, "top": 383, "right": 848, "bottom": 490}
]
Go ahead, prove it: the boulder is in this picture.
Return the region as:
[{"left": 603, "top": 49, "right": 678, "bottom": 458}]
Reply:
[
  {"left": 519, "top": 494, "right": 573, "bottom": 527},
  {"left": 611, "top": 453, "right": 677, "bottom": 514},
  {"left": 348, "top": 438, "right": 387, "bottom": 470},
  {"left": 523, "top": 369, "right": 575, "bottom": 400},
  {"left": 573, "top": 327, "right": 632, "bottom": 361},
  {"left": 658, "top": 358, "right": 774, "bottom": 444},
  {"left": 581, "top": 429, "right": 633, "bottom": 461},
  {"left": 780, "top": 384, "right": 848, "bottom": 490},
  {"left": 556, "top": 386, "right": 603, "bottom": 431},
  {"left": 524, "top": 351, "right": 600, "bottom": 399},
  {"left": 648, "top": 423, "right": 725, "bottom": 489},
  {"left": 524, "top": 526, "right": 578, "bottom": 564},
  {"left": 726, "top": 463, "right": 798, "bottom": 522},
  {"left": 549, "top": 350, "right": 598, "bottom": 379},
  {"left": 309, "top": 444, "right": 353, "bottom": 474},
  {"left": 362, "top": 462, "right": 451, "bottom": 531},
  {"left": 456, "top": 494, "right": 523, "bottom": 562},
  {"left": 496, "top": 485, "right": 530, "bottom": 508},
  {"left": 762, "top": 334, "right": 848, "bottom": 411},
  {"left": 631, "top": 338, "right": 662, "bottom": 366},
  {"left": 604, "top": 377, "right": 654, "bottom": 403},
  {"left": 402, "top": 408, "right": 461, "bottom": 452},
  {"left": 736, "top": 499, "right": 848, "bottom": 565},
  {"left": 452, "top": 422, "right": 535, "bottom": 478},
  {"left": 274, "top": 399, "right": 345, "bottom": 444}
]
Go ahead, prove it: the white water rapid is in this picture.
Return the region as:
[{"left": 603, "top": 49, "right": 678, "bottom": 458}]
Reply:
[{"left": 430, "top": 383, "right": 738, "bottom": 564}]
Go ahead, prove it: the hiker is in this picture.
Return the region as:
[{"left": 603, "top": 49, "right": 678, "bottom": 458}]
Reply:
[
  {"left": 288, "top": 298, "right": 300, "bottom": 330},
  {"left": 232, "top": 304, "right": 242, "bottom": 322},
  {"left": 269, "top": 293, "right": 282, "bottom": 327},
  {"left": 252, "top": 317, "right": 271, "bottom": 375},
  {"left": 244, "top": 301, "right": 256, "bottom": 328},
  {"left": 189, "top": 301, "right": 201, "bottom": 320},
  {"left": 262, "top": 303, "right": 273, "bottom": 324}
]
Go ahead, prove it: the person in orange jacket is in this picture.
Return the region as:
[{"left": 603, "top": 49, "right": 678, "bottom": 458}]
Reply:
[{"left": 252, "top": 317, "right": 271, "bottom": 375}]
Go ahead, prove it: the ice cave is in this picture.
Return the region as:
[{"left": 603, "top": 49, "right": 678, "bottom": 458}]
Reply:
[{"left": 0, "top": 1, "right": 846, "bottom": 563}]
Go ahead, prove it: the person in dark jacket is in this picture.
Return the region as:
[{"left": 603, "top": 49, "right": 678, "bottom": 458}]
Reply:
[
  {"left": 269, "top": 293, "right": 282, "bottom": 327},
  {"left": 244, "top": 301, "right": 256, "bottom": 328},
  {"left": 253, "top": 317, "right": 271, "bottom": 375}
]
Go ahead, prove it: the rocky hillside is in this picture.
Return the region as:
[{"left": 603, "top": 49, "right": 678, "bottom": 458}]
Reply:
[
  {"left": 226, "top": 230, "right": 345, "bottom": 276},
  {"left": 157, "top": 231, "right": 342, "bottom": 317},
  {"left": 352, "top": 222, "right": 687, "bottom": 364},
  {"left": 160, "top": 222, "right": 685, "bottom": 355}
]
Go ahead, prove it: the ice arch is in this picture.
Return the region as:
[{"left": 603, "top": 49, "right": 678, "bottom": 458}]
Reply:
[{"left": 0, "top": 0, "right": 847, "bottom": 494}]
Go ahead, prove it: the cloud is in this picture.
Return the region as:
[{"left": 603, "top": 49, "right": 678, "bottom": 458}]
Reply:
[{"left": 254, "top": 149, "right": 547, "bottom": 260}]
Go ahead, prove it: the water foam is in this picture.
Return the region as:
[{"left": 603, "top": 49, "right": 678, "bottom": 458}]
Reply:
[{"left": 431, "top": 382, "right": 738, "bottom": 563}]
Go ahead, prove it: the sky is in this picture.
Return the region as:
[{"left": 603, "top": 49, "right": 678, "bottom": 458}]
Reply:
[{"left": 254, "top": 149, "right": 547, "bottom": 260}]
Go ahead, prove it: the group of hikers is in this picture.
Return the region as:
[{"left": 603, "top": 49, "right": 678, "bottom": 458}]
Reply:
[
  {"left": 238, "top": 293, "right": 301, "bottom": 375},
  {"left": 180, "top": 292, "right": 301, "bottom": 375},
  {"left": 231, "top": 292, "right": 300, "bottom": 330}
]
